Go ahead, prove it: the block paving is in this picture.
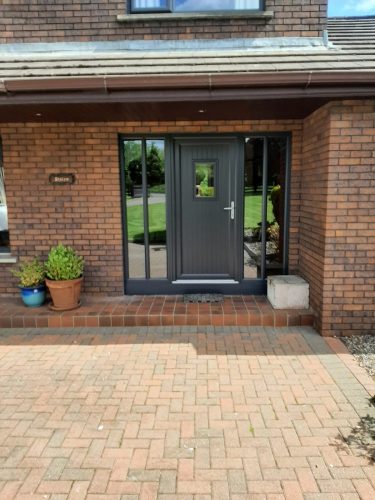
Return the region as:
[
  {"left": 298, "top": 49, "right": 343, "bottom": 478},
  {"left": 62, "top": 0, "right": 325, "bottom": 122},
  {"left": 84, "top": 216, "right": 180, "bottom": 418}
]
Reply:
[{"left": 0, "top": 326, "right": 374, "bottom": 499}]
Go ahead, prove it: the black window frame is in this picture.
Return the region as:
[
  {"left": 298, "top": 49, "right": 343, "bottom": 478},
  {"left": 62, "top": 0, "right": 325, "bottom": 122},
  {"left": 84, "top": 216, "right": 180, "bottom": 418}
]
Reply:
[
  {"left": 129, "top": 0, "right": 265, "bottom": 14},
  {"left": 120, "top": 136, "right": 168, "bottom": 282},
  {"left": 119, "top": 132, "right": 291, "bottom": 296}
]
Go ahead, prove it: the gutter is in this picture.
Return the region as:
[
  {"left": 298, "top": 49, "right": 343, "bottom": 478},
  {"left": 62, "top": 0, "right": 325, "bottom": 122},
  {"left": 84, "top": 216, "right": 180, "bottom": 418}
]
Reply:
[{"left": 1, "top": 71, "right": 375, "bottom": 95}]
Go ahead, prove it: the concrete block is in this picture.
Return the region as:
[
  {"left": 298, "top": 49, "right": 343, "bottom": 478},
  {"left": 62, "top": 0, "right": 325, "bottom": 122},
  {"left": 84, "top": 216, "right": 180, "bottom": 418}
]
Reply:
[{"left": 267, "top": 275, "right": 309, "bottom": 309}]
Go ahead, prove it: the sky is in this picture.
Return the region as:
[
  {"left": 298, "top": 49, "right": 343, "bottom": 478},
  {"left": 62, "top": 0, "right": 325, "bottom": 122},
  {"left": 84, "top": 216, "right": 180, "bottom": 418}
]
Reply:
[{"left": 328, "top": 0, "right": 375, "bottom": 16}]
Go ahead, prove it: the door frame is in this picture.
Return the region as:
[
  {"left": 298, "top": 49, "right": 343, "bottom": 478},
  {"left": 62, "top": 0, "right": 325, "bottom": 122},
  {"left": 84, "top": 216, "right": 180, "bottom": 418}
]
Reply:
[
  {"left": 119, "top": 132, "right": 291, "bottom": 295},
  {"left": 172, "top": 136, "right": 243, "bottom": 283}
]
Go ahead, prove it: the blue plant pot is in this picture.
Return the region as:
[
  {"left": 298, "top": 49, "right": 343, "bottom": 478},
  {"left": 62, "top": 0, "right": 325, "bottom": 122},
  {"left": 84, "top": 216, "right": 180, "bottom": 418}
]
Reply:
[{"left": 19, "top": 284, "right": 46, "bottom": 307}]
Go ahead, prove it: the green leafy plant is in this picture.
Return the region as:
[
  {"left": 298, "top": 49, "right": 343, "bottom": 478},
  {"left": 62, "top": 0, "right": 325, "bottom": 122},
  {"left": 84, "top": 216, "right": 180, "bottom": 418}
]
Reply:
[
  {"left": 198, "top": 183, "right": 215, "bottom": 197},
  {"left": 196, "top": 165, "right": 215, "bottom": 197},
  {"left": 45, "top": 244, "right": 84, "bottom": 281},
  {"left": 11, "top": 258, "right": 45, "bottom": 288},
  {"left": 125, "top": 142, "right": 164, "bottom": 195},
  {"left": 270, "top": 184, "right": 281, "bottom": 224}
]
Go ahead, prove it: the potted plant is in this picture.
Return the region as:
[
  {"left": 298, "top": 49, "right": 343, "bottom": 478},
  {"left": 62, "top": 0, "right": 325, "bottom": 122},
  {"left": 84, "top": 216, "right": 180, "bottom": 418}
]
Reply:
[
  {"left": 45, "top": 244, "right": 84, "bottom": 311},
  {"left": 11, "top": 258, "right": 46, "bottom": 307}
]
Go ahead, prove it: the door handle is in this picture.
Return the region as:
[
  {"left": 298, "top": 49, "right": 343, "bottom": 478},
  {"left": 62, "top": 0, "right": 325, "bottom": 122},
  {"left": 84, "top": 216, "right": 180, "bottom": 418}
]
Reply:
[{"left": 224, "top": 201, "right": 235, "bottom": 220}]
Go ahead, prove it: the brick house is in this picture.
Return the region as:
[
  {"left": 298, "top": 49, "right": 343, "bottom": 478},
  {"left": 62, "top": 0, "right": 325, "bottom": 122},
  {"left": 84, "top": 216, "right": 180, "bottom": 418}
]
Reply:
[{"left": 0, "top": 1, "right": 374, "bottom": 336}]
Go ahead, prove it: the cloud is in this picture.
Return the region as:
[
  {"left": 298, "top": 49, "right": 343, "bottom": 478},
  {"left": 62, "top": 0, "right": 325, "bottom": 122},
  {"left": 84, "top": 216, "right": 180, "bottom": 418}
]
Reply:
[
  {"left": 354, "top": 0, "right": 375, "bottom": 12},
  {"left": 342, "top": 0, "right": 375, "bottom": 13}
]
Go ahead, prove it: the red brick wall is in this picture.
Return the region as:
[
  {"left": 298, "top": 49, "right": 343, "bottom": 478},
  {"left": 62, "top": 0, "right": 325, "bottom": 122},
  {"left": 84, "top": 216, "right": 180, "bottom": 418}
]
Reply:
[
  {"left": 0, "top": 120, "right": 302, "bottom": 297},
  {"left": 2, "top": 104, "right": 372, "bottom": 337},
  {"left": 0, "top": 123, "right": 124, "bottom": 296},
  {"left": 300, "top": 105, "right": 330, "bottom": 332},
  {"left": 0, "top": 1, "right": 327, "bottom": 43},
  {"left": 325, "top": 100, "right": 375, "bottom": 336},
  {"left": 301, "top": 100, "right": 375, "bottom": 336}
]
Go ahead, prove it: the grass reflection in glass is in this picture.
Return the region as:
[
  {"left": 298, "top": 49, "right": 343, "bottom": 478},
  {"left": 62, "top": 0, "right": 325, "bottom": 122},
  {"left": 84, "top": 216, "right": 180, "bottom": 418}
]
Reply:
[
  {"left": 127, "top": 203, "right": 166, "bottom": 243},
  {"left": 244, "top": 191, "right": 273, "bottom": 229}
]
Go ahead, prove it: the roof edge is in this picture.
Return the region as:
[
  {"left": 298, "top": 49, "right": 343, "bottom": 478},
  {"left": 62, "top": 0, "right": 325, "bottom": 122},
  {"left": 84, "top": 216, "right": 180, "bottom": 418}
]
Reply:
[
  {"left": 328, "top": 15, "right": 375, "bottom": 20},
  {"left": 2, "top": 71, "right": 375, "bottom": 94}
]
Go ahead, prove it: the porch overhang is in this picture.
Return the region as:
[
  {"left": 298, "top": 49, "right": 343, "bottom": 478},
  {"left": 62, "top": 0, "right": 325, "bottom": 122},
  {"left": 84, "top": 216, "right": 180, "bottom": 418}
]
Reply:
[
  {"left": 0, "top": 71, "right": 374, "bottom": 122},
  {"left": 1, "top": 22, "right": 375, "bottom": 122}
]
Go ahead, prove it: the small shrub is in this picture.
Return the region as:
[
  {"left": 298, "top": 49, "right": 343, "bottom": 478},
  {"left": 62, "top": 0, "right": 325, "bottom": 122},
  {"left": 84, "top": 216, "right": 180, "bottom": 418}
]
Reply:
[
  {"left": 45, "top": 244, "right": 84, "bottom": 281},
  {"left": 268, "top": 222, "right": 280, "bottom": 256},
  {"left": 11, "top": 258, "right": 45, "bottom": 288},
  {"left": 270, "top": 184, "right": 281, "bottom": 224}
]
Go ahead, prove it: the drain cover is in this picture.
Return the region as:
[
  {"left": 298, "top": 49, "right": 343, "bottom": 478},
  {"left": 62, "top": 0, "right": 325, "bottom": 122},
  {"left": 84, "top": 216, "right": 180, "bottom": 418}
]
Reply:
[{"left": 183, "top": 294, "right": 223, "bottom": 304}]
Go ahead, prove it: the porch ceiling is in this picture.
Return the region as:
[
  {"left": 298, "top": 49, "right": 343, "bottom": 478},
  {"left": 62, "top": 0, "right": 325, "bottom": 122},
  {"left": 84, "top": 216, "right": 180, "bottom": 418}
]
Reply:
[{"left": 0, "top": 96, "right": 336, "bottom": 122}]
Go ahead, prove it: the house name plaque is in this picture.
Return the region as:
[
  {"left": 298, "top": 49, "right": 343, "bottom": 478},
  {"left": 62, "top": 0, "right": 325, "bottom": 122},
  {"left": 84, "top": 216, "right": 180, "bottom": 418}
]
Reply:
[{"left": 49, "top": 173, "right": 75, "bottom": 185}]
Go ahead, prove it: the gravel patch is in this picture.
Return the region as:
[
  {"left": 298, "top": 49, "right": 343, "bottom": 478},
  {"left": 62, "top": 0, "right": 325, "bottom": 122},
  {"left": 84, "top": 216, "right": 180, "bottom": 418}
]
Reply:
[{"left": 340, "top": 335, "right": 375, "bottom": 381}]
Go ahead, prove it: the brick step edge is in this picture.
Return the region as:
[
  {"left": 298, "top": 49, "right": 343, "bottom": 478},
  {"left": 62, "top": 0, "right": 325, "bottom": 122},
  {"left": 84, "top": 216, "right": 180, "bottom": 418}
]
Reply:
[{"left": 0, "top": 312, "right": 315, "bottom": 329}]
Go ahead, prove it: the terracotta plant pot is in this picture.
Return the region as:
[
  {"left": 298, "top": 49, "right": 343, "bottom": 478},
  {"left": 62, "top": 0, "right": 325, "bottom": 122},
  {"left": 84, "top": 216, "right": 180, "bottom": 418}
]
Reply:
[{"left": 45, "top": 277, "right": 83, "bottom": 311}]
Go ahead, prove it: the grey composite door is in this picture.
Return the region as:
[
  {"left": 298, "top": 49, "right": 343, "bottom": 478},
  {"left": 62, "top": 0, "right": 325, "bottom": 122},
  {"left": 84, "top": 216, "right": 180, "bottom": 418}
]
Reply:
[{"left": 174, "top": 138, "right": 242, "bottom": 281}]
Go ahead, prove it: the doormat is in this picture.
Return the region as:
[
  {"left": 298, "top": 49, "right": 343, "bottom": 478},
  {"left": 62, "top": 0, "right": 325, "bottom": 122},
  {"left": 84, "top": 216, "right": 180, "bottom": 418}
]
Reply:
[{"left": 183, "top": 294, "right": 224, "bottom": 303}]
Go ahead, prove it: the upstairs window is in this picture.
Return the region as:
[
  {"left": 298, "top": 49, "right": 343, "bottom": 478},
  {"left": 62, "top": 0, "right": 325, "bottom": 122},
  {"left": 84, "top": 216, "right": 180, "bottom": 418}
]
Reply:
[{"left": 130, "top": 0, "right": 262, "bottom": 13}]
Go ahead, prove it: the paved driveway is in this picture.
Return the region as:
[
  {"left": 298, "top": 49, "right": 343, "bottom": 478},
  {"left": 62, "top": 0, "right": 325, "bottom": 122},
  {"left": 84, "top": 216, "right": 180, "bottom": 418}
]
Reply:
[{"left": 0, "top": 326, "right": 374, "bottom": 499}]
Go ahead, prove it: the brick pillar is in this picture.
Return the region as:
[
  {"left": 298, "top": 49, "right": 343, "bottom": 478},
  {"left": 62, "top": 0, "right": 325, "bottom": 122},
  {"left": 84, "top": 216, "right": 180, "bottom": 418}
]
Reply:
[{"left": 301, "top": 100, "right": 375, "bottom": 336}]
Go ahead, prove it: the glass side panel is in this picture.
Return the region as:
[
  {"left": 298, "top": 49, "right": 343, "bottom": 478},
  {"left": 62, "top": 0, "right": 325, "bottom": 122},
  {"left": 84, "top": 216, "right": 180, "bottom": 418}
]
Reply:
[
  {"left": 146, "top": 140, "right": 167, "bottom": 278},
  {"left": 124, "top": 140, "right": 145, "bottom": 278},
  {"left": 266, "top": 137, "right": 287, "bottom": 276},
  {"left": 243, "top": 138, "right": 265, "bottom": 279},
  {"left": 195, "top": 162, "right": 215, "bottom": 198},
  {"left": 175, "top": 0, "right": 260, "bottom": 12}
]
